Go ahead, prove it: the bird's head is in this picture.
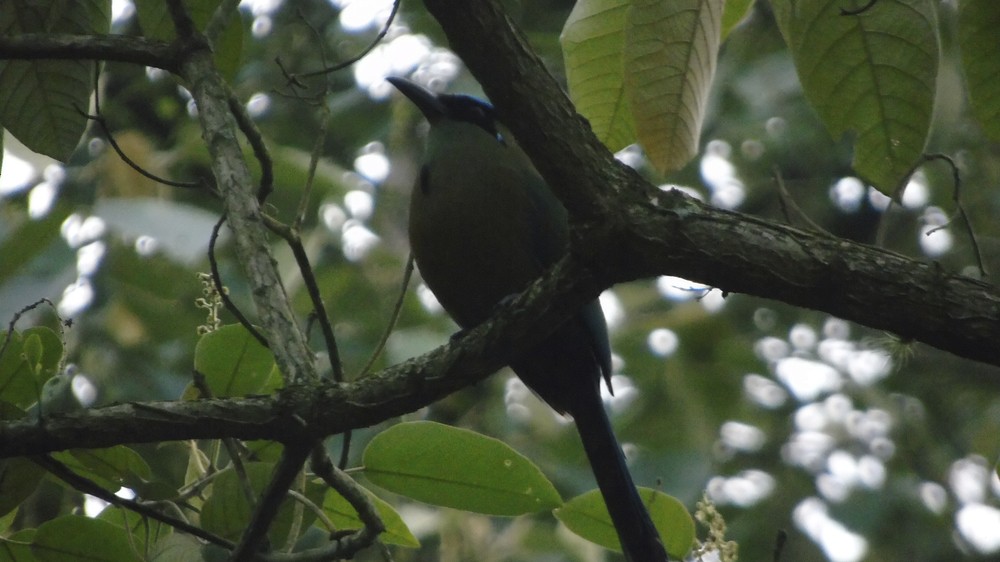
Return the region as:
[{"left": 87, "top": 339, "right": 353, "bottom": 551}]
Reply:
[{"left": 386, "top": 77, "right": 505, "bottom": 145}]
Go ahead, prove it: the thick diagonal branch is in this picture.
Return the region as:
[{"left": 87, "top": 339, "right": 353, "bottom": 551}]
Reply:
[{"left": 420, "top": 0, "right": 1000, "bottom": 368}]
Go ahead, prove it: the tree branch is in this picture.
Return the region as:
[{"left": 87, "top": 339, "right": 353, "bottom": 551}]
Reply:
[
  {"left": 168, "top": 8, "right": 318, "bottom": 385},
  {"left": 1, "top": 0, "right": 998, "bottom": 468},
  {"left": 0, "top": 251, "right": 597, "bottom": 457},
  {"left": 0, "top": 33, "right": 182, "bottom": 72},
  {"left": 420, "top": 0, "right": 1000, "bottom": 368}
]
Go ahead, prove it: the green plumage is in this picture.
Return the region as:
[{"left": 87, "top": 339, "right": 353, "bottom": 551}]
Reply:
[{"left": 391, "top": 77, "right": 667, "bottom": 562}]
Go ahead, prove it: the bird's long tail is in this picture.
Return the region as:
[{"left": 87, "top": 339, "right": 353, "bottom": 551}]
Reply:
[{"left": 570, "top": 388, "right": 669, "bottom": 562}]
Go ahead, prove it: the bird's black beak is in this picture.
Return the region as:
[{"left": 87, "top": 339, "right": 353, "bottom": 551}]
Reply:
[{"left": 386, "top": 77, "right": 447, "bottom": 122}]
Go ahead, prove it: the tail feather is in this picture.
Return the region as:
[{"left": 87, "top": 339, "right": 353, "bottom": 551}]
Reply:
[
  {"left": 570, "top": 390, "right": 669, "bottom": 562},
  {"left": 510, "top": 315, "right": 667, "bottom": 560}
]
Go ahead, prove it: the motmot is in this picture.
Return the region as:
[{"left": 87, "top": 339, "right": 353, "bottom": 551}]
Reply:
[{"left": 388, "top": 76, "right": 669, "bottom": 562}]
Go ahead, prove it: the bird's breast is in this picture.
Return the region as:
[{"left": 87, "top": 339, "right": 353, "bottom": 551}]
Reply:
[{"left": 408, "top": 135, "right": 552, "bottom": 328}]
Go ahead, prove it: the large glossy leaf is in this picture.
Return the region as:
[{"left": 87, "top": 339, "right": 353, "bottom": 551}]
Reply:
[
  {"left": 562, "top": 0, "right": 722, "bottom": 173},
  {"left": 200, "top": 462, "right": 325, "bottom": 545},
  {"left": 199, "top": 462, "right": 269, "bottom": 542},
  {"left": 193, "top": 324, "right": 276, "bottom": 397},
  {"left": 958, "top": 0, "right": 1000, "bottom": 142},
  {"left": 32, "top": 515, "right": 141, "bottom": 562},
  {"left": 96, "top": 506, "right": 173, "bottom": 555},
  {"left": 554, "top": 487, "right": 694, "bottom": 559},
  {"left": 772, "top": 0, "right": 937, "bottom": 193},
  {"left": 50, "top": 445, "right": 152, "bottom": 492},
  {"left": 624, "top": 0, "right": 722, "bottom": 173},
  {"left": 363, "top": 421, "right": 562, "bottom": 516},
  {"left": 320, "top": 484, "right": 420, "bottom": 547},
  {"left": 0, "top": 458, "right": 45, "bottom": 518},
  {"left": 562, "top": 0, "right": 635, "bottom": 153},
  {"left": 148, "top": 533, "right": 202, "bottom": 562},
  {"left": 0, "top": 1, "right": 110, "bottom": 160}
]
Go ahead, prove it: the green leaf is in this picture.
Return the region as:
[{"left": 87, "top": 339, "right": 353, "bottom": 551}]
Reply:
[
  {"left": 320, "top": 484, "right": 420, "bottom": 547},
  {"left": 148, "top": 533, "right": 203, "bottom": 562},
  {"left": 0, "top": 505, "right": 18, "bottom": 533},
  {"left": 21, "top": 333, "right": 43, "bottom": 370},
  {"left": 25, "top": 327, "right": 62, "bottom": 382},
  {"left": 194, "top": 324, "right": 276, "bottom": 397},
  {"left": 200, "top": 462, "right": 325, "bottom": 546},
  {"left": 96, "top": 506, "right": 173, "bottom": 555},
  {"left": 958, "top": 0, "right": 1000, "bottom": 142},
  {"left": 0, "top": 332, "right": 35, "bottom": 408},
  {"left": 624, "top": 0, "right": 722, "bottom": 173},
  {"left": 0, "top": 401, "right": 27, "bottom": 422},
  {"left": 554, "top": 488, "right": 694, "bottom": 559},
  {"left": 48, "top": 453, "right": 118, "bottom": 493},
  {"left": 0, "top": 528, "right": 37, "bottom": 561},
  {"left": 772, "top": 0, "right": 937, "bottom": 193},
  {"left": 183, "top": 442, "right": 211, "bottom": 490},
  {"left": 562, "top": 0, "right": 635, "bottom": 153},
  {"left": 57, "top": 446, "right": 152, "bottom": 490},
  {"left": 134, "top": 0, "right": 243, "bottom": 79},
  {"left": 363, "top": 421, "right": 562, "bottom": 516},
  {"left": 722, "top": 0, "right": 754, "bottom": 40},
  {"left": 31, "top": 515, "right": 142, "bottom": 562},
  {"left": 0, "top": 458, "right": 45, "bottom": 518},
  {"left": 0, "top": 1, "right": 111, "bottom": 160},
  {"left": 200, "top": 463, "right": 264, "bottom": 542},
  {"left": 561, "top": 0, "right": 723, "bottom": 173},
  {"left": 0, "top": 327, "right": 62, "bottom": 410},
  {"left": 245, "top": 440, "right": 284, "bottom": 463}
]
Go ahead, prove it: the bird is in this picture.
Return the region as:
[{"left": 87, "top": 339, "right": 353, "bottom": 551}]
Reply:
[{"left": 387, "top": 76, "right": 668, "bottom": 562}]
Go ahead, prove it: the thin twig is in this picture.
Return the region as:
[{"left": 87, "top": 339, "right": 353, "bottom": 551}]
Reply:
[
  {"left": 84, "top": 63, "right": 204, "bottom": 190},
  {"left": 191, "top": 369, "right": 257, "bottom": 509},
  {"left": 291, "top": 0, "right": 400, "bottom": 81},
  {"left": 772, "top": 165, "right": 828, "bottom": 233},
  {"left": 262, "top": 216, "right": 344, "bottom": 383},
  {"left": 358, "top": 254, "right": 415, "bottom": 379},
  {"left": 228, "top": 442, "right": 313, "bottom": 561},
  {"left": 174, "top": 457, "right": 226, "bottom": 502},
  {"left": 0, "top": 298, "right": 59, "bottom": 367},
  {"left": 921, "top": 153, "right": 986, "bottom": 277},
  {"left": 208, "top": 215, "right": 269, "bottom": 347},
  {"left": 271, "top": 7, "right": 356, "bottom": 468},
  {"left": 80, "top": 109, "right": 204, "bottom": 189},
  {"left": 226, "top": 87, "right": 274, "bottom": 202},
  {"left": 338, "top": 255, "right": 417, "bottom": 470},
  {"left": 272, "top": 8, "right": 331, "bottom": 103},
  {"left": 773, "top": 529, "right": 787, "bottom": 562},
  {"left": 310, "top": 445, "right": 384, "bottom": 552},
  {"left": 287, "top": 488, "right": 336, "bottom": 533},
  {"left": 280, "top": 470, "right": 308, "bottom": 553},
  {"left": 34, "top": 454, "right": 235, "bottom": 550},
  {"left": 294, "top": 105, "right": 331, "bottom": 230}
]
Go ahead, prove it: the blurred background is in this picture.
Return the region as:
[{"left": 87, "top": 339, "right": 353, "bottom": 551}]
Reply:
[{"left": 2, "top": 1, "right": 999, "bottom": 560}]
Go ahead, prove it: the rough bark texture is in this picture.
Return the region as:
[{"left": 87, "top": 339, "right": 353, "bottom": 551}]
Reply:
[{"left": 1, "top": 1, "right": 999, "bottom": 458}]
